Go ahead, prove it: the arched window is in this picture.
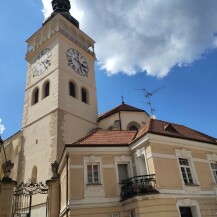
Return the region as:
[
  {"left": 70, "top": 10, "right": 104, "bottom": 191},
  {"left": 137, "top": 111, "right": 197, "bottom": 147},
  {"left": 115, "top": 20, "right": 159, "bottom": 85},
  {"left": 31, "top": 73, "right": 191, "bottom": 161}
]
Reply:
[
  {"left": 32, "top": 88, "right": 39, "bottom": 105},
  {"left": 69, "top": 81, "right": 76, "bottom": 97},
  {"left": 129, "top": 125, "right": 138, "bottom": 131},
  {"left": 81, "top": 87, "right": 88, "bottom": 104},
  {"left": 31, "top": 166, "right": 37, "bottom": 182},
  {"left": 44, "top": 81, "right": 50, "bottom": 98},
  {"left": 127, "top": 122, "right": 140, "bottom": 131}
]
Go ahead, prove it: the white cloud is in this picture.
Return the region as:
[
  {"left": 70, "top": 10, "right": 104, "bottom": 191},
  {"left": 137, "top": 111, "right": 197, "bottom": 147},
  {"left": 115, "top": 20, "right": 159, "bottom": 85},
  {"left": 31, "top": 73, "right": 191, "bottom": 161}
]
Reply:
[
  {"left": 0, "top": 119, "right": 5, "bottom": 135},
  {"left": 41, "top": 0, "right": 217, "bottom": 77}
]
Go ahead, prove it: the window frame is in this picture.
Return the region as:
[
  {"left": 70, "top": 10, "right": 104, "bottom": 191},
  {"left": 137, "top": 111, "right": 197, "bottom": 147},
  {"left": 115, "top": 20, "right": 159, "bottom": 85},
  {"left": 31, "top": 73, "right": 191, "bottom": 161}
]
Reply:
[
  {"left": 115, "top": 156, "right": 133, "bottom": 184},
  {"left": 84, "top": 156, "right": 102, "bottom": 186},
  {"left": 207, "top": 154, "right": 217, "bottom": 184},
  {"left": 175, "top": 149, "right": 199, "bottom": 187},
  {"left": 176, "top": 199, "right": 201, "bottom": 217},
  {"left": 43, "top": 80, "right": 50, "bottom": 99},
  {"left": 179, "top": 158, "right": 194, "bottom": 185},
  {"left": 87, "top": 163, "right": 100, "bottom": 185},
  {"left": 81, "top": 87, "right": 89, "bottom": 104},
  {"left": 69, "top": 81, "right": 76, "bottom": 98},
  {"left": 107, "top": 213, "right": 120, "bottom": 217},
  {"left": 32, "top": 87, "right": 39, "bottom": 105}
]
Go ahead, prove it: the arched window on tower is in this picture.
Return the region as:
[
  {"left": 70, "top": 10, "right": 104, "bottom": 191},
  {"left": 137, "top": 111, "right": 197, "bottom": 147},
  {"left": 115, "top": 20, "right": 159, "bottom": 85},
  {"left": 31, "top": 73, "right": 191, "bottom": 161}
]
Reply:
[
  {"left": 81, "top": 87, "right": 89, "bottom": 104},
  {"left": 32, "top": 88, "right": 39, "bottom": 105},
  {"left": 43, "top": 81, "right": 50, "bottom": 98},
  {"left": 69, "top": 81, "right": 76, "bottom": 98},
  {"left": 31, "top": 166, "right": 37, "bottom": 182}
]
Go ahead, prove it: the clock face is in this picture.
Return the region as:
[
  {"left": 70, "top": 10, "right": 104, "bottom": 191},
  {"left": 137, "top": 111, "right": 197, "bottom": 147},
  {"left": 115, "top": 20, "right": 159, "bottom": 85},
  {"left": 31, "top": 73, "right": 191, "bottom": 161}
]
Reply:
[
  {"left": 32, "top": 48, "right": 52, "bottom": 77},
  {"left": 66, "top": 48, "right": 88, "bottom": 76}
]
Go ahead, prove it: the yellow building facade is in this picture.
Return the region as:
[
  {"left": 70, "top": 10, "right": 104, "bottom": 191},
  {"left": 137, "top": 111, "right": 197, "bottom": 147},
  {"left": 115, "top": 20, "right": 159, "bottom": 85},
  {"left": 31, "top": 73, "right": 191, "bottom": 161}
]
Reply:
[{"left": 0, "top": 1, "right": 217, "bottom": 217}]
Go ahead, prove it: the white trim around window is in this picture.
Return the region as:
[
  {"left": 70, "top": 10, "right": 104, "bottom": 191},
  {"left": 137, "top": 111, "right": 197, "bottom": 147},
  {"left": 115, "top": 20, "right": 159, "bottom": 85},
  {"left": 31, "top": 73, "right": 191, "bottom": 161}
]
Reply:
[
  {"left": 176, "top": 199, "right": 201, "bottom": 217},
  {"left": 83, "top": 156, "right": 105, "bottom": 198},
  {"left": 207, "top": 154, "right": 217, "bottom": 184},
  {"left": 175, "top": 149, "right": 200, "bottom": 187},
  {"left": 84, "top": 156, "right": 103, "bottom": 185},
  {"left": 115, "top": 155, "right": 133, "bottom": 184}
]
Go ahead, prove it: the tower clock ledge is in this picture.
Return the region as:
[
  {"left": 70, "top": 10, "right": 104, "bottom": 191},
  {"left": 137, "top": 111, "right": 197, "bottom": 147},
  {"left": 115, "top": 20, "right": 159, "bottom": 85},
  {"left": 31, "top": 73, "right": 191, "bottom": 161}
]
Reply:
[{"left": 25, "top": 13, "right": 95, "bottom": 61}]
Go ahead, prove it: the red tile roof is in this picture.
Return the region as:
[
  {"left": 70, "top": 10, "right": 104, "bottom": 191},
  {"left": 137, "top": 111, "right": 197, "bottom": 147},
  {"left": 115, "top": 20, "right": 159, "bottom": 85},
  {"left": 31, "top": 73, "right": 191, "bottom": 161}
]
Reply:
[
  {"left": 72, "top": 128, "right": 136, "bottom": 146},
  {"left": 98, "top": 103, "right": 149, "bottom": 121},
  {"left": 67, "top": 118, "right": 217, "bottom": 147},
  {"left": 134, "top": 118, "right": 217, "bottom": 144}
]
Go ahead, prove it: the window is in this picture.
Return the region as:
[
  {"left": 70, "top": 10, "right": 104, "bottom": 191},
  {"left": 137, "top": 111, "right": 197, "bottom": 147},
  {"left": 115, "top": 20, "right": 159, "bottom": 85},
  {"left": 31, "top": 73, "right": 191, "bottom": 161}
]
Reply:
[
  {"left": 179, "top": 158, "right": 194, "bottom": 184},
  {"left": 130, "top": 210, "right": 136, "bottom": 217},
  {"left": 31, "top": 166, "right": 37, "bottom": 182},
  {"left": 32, "top": 88, "right": 39, "bottom": 105},
  {"left": 108, "top": 214, "right": 119, "bottom": 217},
  {"left": 129, "top": 125, "right": 138, "bottom": 131},
  {"left": 179, "top": 207, "right": 193, "bottom": 217},
  {"left": 210, "top": 162, "right": 217, "bottom": 183},
  {"left": 118, "top": 164, "right": 129, "bottom": 182},
  {"left": 44, "top": 81, "right": 50, "bottom": 98},
  {"left": 87, "top": 163, "right": 100, "bottom": 184},
  {"left": 127, "top": 121, "right": 140, "bottom": 131},
  {"left": 81, "top": 87, "right": 88, "bottom": 103},
  {"left": 69, "top": 81, "right": 76, "bottom": 97}
]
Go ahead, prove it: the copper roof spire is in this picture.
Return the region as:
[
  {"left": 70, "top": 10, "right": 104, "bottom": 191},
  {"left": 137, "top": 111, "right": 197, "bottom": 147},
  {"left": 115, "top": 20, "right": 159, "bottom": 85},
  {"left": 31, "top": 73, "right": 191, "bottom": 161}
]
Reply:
[{"left": 44, "top": 0, "right": 79, "bottom": 28}]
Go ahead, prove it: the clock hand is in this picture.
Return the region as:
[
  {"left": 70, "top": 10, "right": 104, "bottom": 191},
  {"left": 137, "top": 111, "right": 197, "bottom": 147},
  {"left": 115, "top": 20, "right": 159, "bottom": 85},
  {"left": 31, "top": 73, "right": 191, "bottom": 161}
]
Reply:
[
  {"left": 80, "top": 63, "right": 87, "bottom": 69},
  {"left": 41, "top": 61, "right": 48, "bottom": 69}
]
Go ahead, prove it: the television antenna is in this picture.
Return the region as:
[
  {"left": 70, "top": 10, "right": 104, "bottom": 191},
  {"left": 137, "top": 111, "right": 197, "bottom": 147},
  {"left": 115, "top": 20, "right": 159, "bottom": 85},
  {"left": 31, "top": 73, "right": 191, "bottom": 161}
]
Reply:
[{"left": 137, "top": 86, "right": 165, "bottom": 115}]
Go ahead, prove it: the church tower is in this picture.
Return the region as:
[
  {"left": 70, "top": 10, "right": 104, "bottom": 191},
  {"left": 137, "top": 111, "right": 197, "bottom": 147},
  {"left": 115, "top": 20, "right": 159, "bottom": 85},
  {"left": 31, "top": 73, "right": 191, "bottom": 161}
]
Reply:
[{"left": 21, "top": 0, "right": 98, "bottom": 183}]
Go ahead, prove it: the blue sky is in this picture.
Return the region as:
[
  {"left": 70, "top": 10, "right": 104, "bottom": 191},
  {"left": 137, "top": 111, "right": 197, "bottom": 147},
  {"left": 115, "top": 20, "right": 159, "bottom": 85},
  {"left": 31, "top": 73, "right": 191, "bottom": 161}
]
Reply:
[{"left": 0, "top": 0, "right": 217, "bottom": 140}]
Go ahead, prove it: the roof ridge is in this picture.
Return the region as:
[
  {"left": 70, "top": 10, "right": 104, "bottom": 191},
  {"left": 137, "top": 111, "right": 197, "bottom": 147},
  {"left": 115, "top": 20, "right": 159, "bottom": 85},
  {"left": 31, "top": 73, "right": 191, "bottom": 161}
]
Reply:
[{"left": 73, "top": 128, "right": 101, "bottom": 144}]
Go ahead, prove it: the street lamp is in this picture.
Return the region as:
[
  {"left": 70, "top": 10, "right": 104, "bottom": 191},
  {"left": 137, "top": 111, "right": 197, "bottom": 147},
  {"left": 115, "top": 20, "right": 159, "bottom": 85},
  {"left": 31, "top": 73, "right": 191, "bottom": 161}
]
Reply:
[{"left": 0, "top": 136, "right": 14, "bottom": 181}]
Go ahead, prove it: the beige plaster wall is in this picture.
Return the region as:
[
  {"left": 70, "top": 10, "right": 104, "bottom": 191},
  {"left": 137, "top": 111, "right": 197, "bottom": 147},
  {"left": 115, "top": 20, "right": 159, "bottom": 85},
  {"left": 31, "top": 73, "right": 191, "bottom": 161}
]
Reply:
[
  {"left": 22, "top": 112, "right": 58, "bottom": 183},
  {"left": 98, "top": 111, "right": 149, "bottom": 131},
  {"left": 153, "top": 157, "right": 182, "bottom": 189},
  {"left": 60, "top": 164, "right": 67, "bottom": 210}
]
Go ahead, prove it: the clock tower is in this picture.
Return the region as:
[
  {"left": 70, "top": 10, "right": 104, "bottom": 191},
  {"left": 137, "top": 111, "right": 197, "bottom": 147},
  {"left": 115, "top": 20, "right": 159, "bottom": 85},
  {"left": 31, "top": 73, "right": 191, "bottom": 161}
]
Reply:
[{"left": 21, "top": 0, "right": 98, "bottom": 183}]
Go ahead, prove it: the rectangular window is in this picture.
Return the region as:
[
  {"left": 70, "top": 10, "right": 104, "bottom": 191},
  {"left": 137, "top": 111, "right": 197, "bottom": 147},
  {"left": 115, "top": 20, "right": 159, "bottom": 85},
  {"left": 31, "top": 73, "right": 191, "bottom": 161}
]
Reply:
[
  {"left": 107, "top": 214, "right": 120, "bottom": 217},
  {"left": 179, "top": 207, "right": 193, "bottom": 217},
  {"left": 210, "top": 162, "right": 217, "bottom": 183},
  {"left": 130, "top": 210, "right": 136, "bottom": 217},
  {"left": 87, "top": 163, "right": 100, "bottom": 184},
  {"left": 179, "top": 158, "right": 194, "bottom": 184},
  {"left": 118, "top": 164, "right": 129, "bottom": 182}
]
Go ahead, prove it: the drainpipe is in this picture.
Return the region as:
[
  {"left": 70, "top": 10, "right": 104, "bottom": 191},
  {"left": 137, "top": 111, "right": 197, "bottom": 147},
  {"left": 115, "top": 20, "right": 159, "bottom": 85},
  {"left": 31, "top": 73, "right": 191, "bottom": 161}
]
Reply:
[
  {"left": 118, "top": 111, "right": 122, "bottom": 131},
  {"left": 66, "top": 154, "right": 69, "bottom": 217}
]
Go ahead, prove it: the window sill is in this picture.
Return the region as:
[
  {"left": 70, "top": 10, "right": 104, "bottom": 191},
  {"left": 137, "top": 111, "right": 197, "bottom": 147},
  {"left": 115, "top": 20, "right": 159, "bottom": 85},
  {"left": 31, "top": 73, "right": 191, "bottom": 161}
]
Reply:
[
  {"left": 86, "top": 183, "right": 102, "bottom": 186},
  {"left": 185, "top": 183, "right": 200, "bottom": 187}
]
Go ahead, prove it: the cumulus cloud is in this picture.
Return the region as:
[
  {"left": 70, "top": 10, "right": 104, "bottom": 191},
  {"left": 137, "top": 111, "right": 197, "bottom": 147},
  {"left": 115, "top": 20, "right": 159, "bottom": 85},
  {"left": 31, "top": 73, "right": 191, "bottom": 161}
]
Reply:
[
  {"left": 0, "top": 119, "right": 5, "bottom": 134},
  {"left": 41, "top": 0, "right": 217, "bottom": 77}
]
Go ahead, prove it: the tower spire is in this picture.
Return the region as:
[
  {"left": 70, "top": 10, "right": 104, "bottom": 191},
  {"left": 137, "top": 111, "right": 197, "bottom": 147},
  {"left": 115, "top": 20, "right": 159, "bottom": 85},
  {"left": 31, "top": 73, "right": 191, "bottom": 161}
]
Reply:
[
  {"left": 51, "top": 0, "right": 71, "bottom": 13},
  {"left": 44, "top": 0, "right": 79, "bottom": 28}
]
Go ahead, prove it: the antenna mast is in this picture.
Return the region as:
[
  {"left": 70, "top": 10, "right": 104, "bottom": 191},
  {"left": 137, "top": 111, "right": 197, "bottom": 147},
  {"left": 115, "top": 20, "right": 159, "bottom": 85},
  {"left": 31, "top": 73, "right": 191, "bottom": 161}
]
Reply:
[{"left": 138, "top": 86, "right": 165, "bottom": 115}]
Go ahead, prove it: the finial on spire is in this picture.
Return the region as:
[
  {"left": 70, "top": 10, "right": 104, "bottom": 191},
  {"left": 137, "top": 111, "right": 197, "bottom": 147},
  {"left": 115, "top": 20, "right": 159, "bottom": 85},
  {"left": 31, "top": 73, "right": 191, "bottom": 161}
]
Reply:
[
  {"left": 121, "top": 96, "right": 125, "bottom": 104},
  {"left": 52, "top": 0, "right": 71, "bottom": 13},
  {"left": 44, "top": 0, "right": 79, "bottom": 28}
]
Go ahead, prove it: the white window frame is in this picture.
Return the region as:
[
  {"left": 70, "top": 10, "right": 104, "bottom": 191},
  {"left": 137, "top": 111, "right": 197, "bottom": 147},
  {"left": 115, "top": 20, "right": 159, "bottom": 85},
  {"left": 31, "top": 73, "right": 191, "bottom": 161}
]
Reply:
[
  {"left": 115, "top": 156, "right": 133, "bottom": 184},
  {"left": 175, "top": 149, "right": 199, "bottom": 186},
  {"left": 176, "top": 199, "right": 201, "bottom": 217},
  {"left": 84, "top": 156, "right": 103, "bottom": 185},
  {"left": 87, "top": 163, "right": 100, "bottom": 184},
  {"left": 207, "top": 154, "right": 217, "bottom": 184},
  {"left": 107, "top": 213, "right": 120, "bottom": 217},
  {"left": 134, "top": 147, "right": 149, "bottom": 176},
  {"left": 179, "top": 158, "right": 194, "bottom": 185}
]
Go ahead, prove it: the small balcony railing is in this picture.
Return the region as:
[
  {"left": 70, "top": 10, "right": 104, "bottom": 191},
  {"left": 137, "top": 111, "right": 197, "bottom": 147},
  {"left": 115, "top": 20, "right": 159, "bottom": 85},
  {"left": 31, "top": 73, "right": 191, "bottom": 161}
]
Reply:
[{"left": 120, "top": 174, "right": 158, "bottom": 201}]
